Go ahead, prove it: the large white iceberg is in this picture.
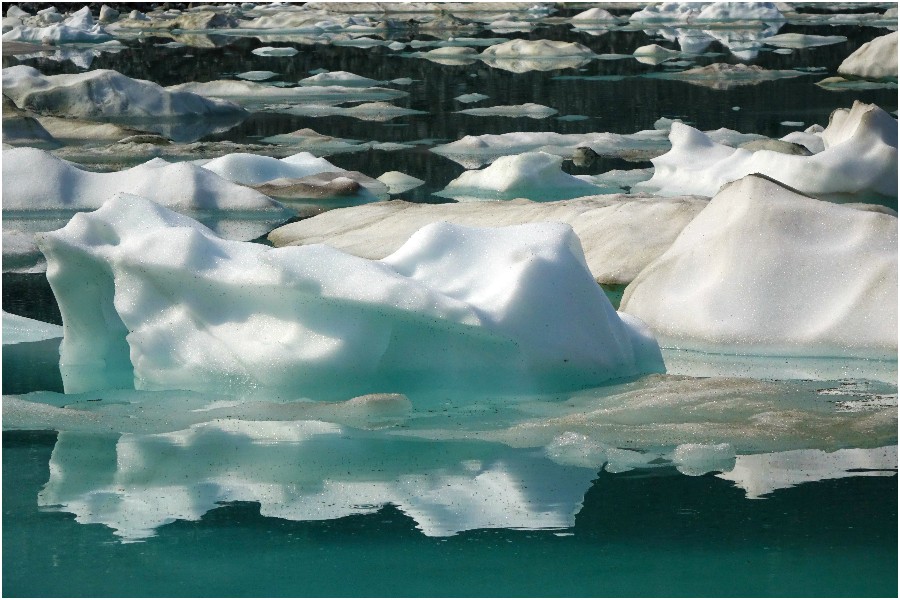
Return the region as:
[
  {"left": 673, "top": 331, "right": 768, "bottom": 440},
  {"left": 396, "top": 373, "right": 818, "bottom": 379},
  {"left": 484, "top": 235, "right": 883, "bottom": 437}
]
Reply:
[
  {"left": 37, "top": 195, "right": 664, "bottom": 396},
  {"left": 635, "top": 102, "right": 897, "bottom": 200},
  {"left": 837, "top": 31, "right": 898, "bottom": 80},
  {"left": 621, "top": 175, "right": 897, "bottom": 359}
]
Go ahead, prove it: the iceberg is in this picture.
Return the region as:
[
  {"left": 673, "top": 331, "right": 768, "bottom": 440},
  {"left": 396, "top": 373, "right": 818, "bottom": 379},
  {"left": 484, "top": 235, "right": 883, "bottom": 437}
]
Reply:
[
  {"left": 37, "top": 195, "right": 664, "bottom": 397},
  {"left": 435, "top": 152, "right": 606, "bottom": 201},
  {"left": 635, "top": 102, "right": 898, "bottom": 200},
  {"left": 280, "top": 101, "right": 427, "bottom": 122},
  {"left": 837, "top": 31, "right": 898, "bottom": 80},
  {"left": 762, "top": 33, "right": 847, "bottom": 48},
  {"left": 197, "top": 152, "right": 345, "bottom": 185},
  {"left": 166, "top": 80, "right": 407, "bottom": 108},
  {"left": 643, "top": 63, "right": 810, "bottom": 90},
  {"left": 298, "top": 71, "right": 383, "bottom": 87},
  {"left": 268, "top": 195, "right": 708, "bottom": 286},
  {"left": 235, "top": 70, "right": 278, "bottom": 81},
  {"left": 457, "top": 103, "right": 557, "bottom": 119},
  {"left": 251, "top": 46, "right": 298, "bottom": 56},
  {"left": 2, "top": 66, "right": 245, "bottom": 122},
  {"left": 480, "top": 39, "right": 595, "bottom": 72},
  {"left": 621, "top": 175, "right": 898, "bottom": 360},
  {"left": 376, "top": 171, "right": 425, "bottom": 195},
  {"left": 2, "top": 6, "right": 112, "bottom": 44},
  {"left": 3, "top": 147, "right": 288, "bottom": 215}
]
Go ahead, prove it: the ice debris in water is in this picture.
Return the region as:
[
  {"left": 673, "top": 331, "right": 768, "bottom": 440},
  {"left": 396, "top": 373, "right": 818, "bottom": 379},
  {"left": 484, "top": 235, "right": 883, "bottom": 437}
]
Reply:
[
  {"left": 268, "top": 194, "right": 708, "bottom": 287},
  {"left": 635, "top": 102, "right": 897, "bottom": 199},
  {"left": 236, "top": 70, "right": 278, "bottom": 81},
  {"left": 2, "top": 311, "right": 63, "bottom": 345},
  {"left": 455, "top": 92, "right": 490, "bottom": 103},
  {"left": 836, "top": 31, "right": 898, "bottom": 80},
  {"left": 376, "top": 171, "right": 425, "bottom": 195},
  {"left": 621, "top": 175, "right": 897, "bottom": 360},
  {"left": 251, "top": 46, "right": 298, "bottom": 56},
  {"left": 36, "top": 195, "right": 664, "bottom": 397},
  {"left": 457, "top": 103, "right": 557, "bottom": 119},
  {"left": 166, "top": 79, "right": 408, "bottom": 108},
  {"left": 2, "top": 66, "right": 245, "bottom": 120},
  {"left": 196, "top": 152, "right": 345, "bottom": 185},
  {"left": 2, "top": 6, "right": 112, "bottom": 44},
  {"left": 2, "top": 147, "right": 288, "bottom": 216},
  {"left": 435, "top": 152, "right": 607, "bottom": 202}
]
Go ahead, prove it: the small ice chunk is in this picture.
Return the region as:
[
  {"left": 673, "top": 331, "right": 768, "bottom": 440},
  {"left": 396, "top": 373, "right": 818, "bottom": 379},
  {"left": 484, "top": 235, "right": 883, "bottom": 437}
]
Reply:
[
  {"left": 780, "top": 120, "right": 804, "bottom": 127},
  {"left": 377, "top": 171, "right": 425, "bottom": 195},
  {"left": 455, "top": 93, "right": 489, "bottom": 103},
  {"left": 458, "top": 103, "right": 557, "bottom": 119},
  {"left": 251, "top": 46, "right": 299, "bottom": 57},
  {"left": 236, "top": 70, "right": 277, "bottom": 81}
]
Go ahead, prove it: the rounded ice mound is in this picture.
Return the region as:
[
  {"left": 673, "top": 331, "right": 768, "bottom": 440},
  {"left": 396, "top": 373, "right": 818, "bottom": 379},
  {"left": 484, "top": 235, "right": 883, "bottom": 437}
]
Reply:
[
  {"left": 481, "top": 38, "right": 593, "bottom": 58},
  {"left": 436, "top": 152, "right": 605, "bottom": 201},
  {"left": 37, "top": 195, "right": 664, "bottom": 397},
  {"left": 621, "top": 175, "right": 898, "bottom": 360},
  {"left": 1, "top": 66, "right": 244, "bottom": 120},
  {"left": 199, "top": 152, "right": 345, "bottom": 185},
  {"left": 636, "top": 101, "right": 897, "bottom": 200},
  {"left": 837, "top": 31, "right": 898, "bottom": 80},
  {"left": 2, "top": 147, "right": 288, "bottom": 214}
]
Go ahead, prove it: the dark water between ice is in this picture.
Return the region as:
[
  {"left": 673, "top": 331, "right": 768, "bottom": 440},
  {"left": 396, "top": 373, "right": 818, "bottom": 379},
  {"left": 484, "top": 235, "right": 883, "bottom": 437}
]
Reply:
[{"left": 2, "top": 10, "right": 898, "bottom": 598}]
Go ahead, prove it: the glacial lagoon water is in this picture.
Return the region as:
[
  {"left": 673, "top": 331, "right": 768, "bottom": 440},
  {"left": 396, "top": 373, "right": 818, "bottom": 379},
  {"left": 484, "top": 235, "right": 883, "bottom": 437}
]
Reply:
[{"left": 2, "top": 3, "right": 898, "bottom": 597}]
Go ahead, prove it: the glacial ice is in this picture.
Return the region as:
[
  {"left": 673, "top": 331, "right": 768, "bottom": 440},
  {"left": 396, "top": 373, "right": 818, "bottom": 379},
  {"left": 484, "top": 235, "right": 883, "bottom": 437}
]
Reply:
[
  {"left": 3, "top": 147, "right": 288, "bottom": 215},
  {"left": 251, "top": 46, "right": 299, "bottom": 56},
  {"left": 197, "top": 152, "right": 345, "bottom": 185},
  {"left": 620, "top": 175, "right": 897, "bottom": 359},
  {"left": 267, "top": 195, "right": 708, "bottom": 286},
  {"left": 2, "top": 6, "right": 112, "bottom": 44},
  {"left": 435, "top": 152, "right": 606, "bottom": 201},
  {"left": 644, "top": 63, "right": 810, "bottom": 89},
  {"left": 280, "top": 102, "right": 427, "bottom": 122},
  {"left": 3, "top": 311, "right": 63, "bottom": 345},
  {"left": 762, "top": 33, "right": 847, "bottom": 48},
  {"left": 299, "top": 71, "right": 383, "bottom": 87},
  {"left": 2, "top": 66, "right": 245, "bottom": 121},
  {"left": 571, "top": 7, "right": 619, "bottom": 22},
  {"left": 635, "top": 102, "right": 898, "bottom": 199},
  {"left": 837, "top": 31, "right": 898, "bottom": 80},
  {"left": 236, "top": 70, "right": 278, "bottom": 81},
  {"left": 37, "top": 194, "right": 664, "bottom": 396},
  {"left": 377, "top": 171, "right": 425, "bottom": 195},
  {"left": 166, "top": 80, "right": 408, "bottom": 108},
  {"left": 457, "top": 103, "right": 557, "bottom": 119},
  {"left": 479, "top": 38, "right": 596, "bottom": 72}
]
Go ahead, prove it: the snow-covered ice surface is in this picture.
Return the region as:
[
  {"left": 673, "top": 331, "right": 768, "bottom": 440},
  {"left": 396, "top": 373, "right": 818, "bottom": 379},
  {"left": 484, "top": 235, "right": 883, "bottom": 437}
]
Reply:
[{"left": 621, "top": 175, "right": 897, "bottom": 360}]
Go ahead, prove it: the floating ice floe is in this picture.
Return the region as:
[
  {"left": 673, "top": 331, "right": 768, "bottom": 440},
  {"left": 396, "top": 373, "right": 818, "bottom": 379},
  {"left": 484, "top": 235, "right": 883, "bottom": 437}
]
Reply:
[
  {"left": 816, "top": 76, "right": 898, "bottom": 92},
  {"left": 643, "top": 63, "right": 811, "bottom": 89},
  {"left": 480, "top": 38, "right": 595, "bottom": 72},
  {"left": 435, "top": 152, "right": 606, "bottom": 201},
  {"left": 279, "top": 101, "right": 427, "bottom": 122},
  {"left": 415, "top": 46, "right": 480, "bottom": 66},
  {"left": 571, "top": 7, "right": 619, "bottom": 23},
  {"left": 635, "top": 102, "right": 897, "bottom": 200},
  {"left": 762, "top": 33, "right": 848, "bottom": 48},
  {"left": 3, "top": 148, "right": 285, "bottom": 214},
  {"left": 377, "top": 171, "right": 425, "bottom": 195},
  {"left": 269, "top": 194, "right": 708, "bottom": 287},
  {"left": 457, "top": 103, "right": 557, "bottom": 119},
  {"left": 2, "top": 6, "right": 113, "bottom": 44},
  {"left": 236, "top": 70, "right": 278, "bottom": 81},
  {"left": 251, "top": 45, "right": 298, "bottom": 56},
  {"left": 197, "top": 152, "right": 345, "bottom": 185},
  {"left": 37, "top": 195, "right": 664, "bottom": 396},
  {"left": 2, "top": 311, "right": 63, "bottom": 345},
  {"left": 632, "top": 44, "right": 680, "bottom": 65},
  {"left": 260, "top": 127, "right": 367, "bottom": 154},
  {"left": 3, "top": 66, "right": 244, "bottom": 121},
  {"left": 621, "top": 175, "right": 897, "bottom": 360},
  {"left": 250, "top": 172, "right": 390, "bottom": 208},
  {"left": 298, "top": 71, "right": 383, "bottom": 87},
  {"left": 836, "top": 31, "right": 898, "bottom": 80},
  {"left": 166, "top": 80, "right": 408, "bottom": 108},
  {"left": 431, "top": 121, "right": 765, "bottom": 168}
]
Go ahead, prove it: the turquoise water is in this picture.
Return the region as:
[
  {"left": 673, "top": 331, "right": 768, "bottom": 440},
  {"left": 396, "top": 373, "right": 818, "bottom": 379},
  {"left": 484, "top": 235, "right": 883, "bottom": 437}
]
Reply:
[
  {"left": 4, "top": 430, "right": 896, "bottom": 597},
  {"left": 3, "top": 4, "right": 899, "bottom": 597}
]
